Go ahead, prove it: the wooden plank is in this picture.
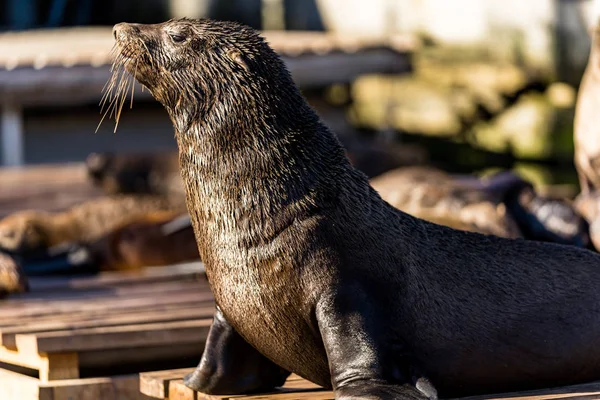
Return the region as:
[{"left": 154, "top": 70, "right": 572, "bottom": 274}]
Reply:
[
  {"left": 0, "top": 367, "right": 42, "bottom": 400},
  {"left": 41, "top": 374, "right": 154, "bottom": 400},
  {"left": 169, "top": 380, "right": 197, "bottom": 400},
  {"left": 27, "top": 262, "right": 205, "bottom": 293},
  {"left": 0, "top": 346, "right": 79, "bottom": 382},
  {"left": 140, "top": 371, "right": 327, "bottom": 400},
  {"left": 0, "top": 368, "right": 155, "bottom": 400},
  {"left": 138, "top": 370, "right": 600, "bottom": 400},
  {"left": 456, "top": 381, "right": 600, "bottom": 400},
  {"left": 0, "top": 342, "right": 48, "bottom": 371},
  {"left": 140, "top": 368, "right": 196, "bottom": 399},
  {"left": 193, "top": 375, "right": 328, "bottom": 400},
  {"left": 0, "top": 299, "right": 212, "bottom": 330},
  {"left": 0, "top": 290, "right": 214, "bottom": 320},
  {"left": 40, "top": 353, "right": 79, "bottom": 381},
  {"left": 5, "top": 278, "right": 208, "bottom": 305},
  {"left": 0, "top": 304, "right": 215, "bottom": 349},
  {"left": 2, "top": 277, "right": 208, "bottom": 311},
  {"left": 78, "top": 342, "right": 203, "bottom": 369},
  {"left": 16, "top": 319, "right": 213, "bottom": 354}
]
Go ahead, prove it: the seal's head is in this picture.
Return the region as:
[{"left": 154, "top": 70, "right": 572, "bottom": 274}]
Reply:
[
  {"left": 0, "top": 251, "right": 29, "bottom": 297},
  {"left": 0, "top": 211, "right": 49, "bottom": 256},
  {"left": 85, "top": 152, "right": 119, "bottom": 192},
  {"left": 107, "top": 18, "right": 298, "bottom": 134}
]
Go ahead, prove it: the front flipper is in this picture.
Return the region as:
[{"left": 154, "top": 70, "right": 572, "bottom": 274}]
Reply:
[
  {"left": 316, "top": 284, "right": 437, "bottom": 400},
  {"left": 184, "top": 306, "right": 291, "bottom": 394}
]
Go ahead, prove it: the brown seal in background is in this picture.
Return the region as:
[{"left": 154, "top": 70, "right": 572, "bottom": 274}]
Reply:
[
  {"left": 87, "top": 210, "right": 199, "bottom": 271},
  {"left": 86, "top": 151, "right": 185, "bottom": 198},
  {"left": 370, "top": 166, "right": 521, "bottom": 238},
  {"left": 575, "top": 191, "right": 600, "bottom": 251},
  {"left": 0, "top": 252, "right": 28, "bottom": 298},
  {"left": 574, "top": 22, "right": 600, "bottom": 194},
  {"left": 0, "top": 194, "right": 186, "bottom": 256},
  {"left": 370, "top": 167, "right": 589, "bottom": 247},
  {"left": 111, "top": 18, "right": 600, "bottom": 400}
]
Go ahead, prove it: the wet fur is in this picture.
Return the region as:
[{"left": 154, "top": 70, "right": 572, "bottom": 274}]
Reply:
[{"left": 112, "top": 18, "right": 600, "bottom": 399}]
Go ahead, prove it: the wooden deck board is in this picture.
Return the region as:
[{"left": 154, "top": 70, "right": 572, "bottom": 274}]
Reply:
[
  {"left": 0, "top": 290, "right": 213, "bottom": 319},
  {"left": 26, "top": 262, "right": 205, "bottom": 292},
  {"left": 0, "top": 304, "right": 214, "bottom": 349},
  {"left": 0, "top": 368, "right": 154, "bottom": 400},
  {"left": 140, "top": 370, "right": 328, "bottom": 400},
  {"left": 16, "top": 318, "right": 212, "bottom": 354},
  {"left": 139, "top": 369, "right": 600, "bottom": 400}
]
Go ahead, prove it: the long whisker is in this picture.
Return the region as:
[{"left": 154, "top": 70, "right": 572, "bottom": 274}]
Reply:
[
  {"left": 97, "top": 36, "right": 153, "bottom": 133},
  {"left": 129, "top": 60, "right": 138, "bottom": 109}
]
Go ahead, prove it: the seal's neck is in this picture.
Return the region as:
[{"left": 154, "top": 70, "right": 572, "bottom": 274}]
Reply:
[{"left": 171, "top": 84, "right": 350, "bottom": 253}]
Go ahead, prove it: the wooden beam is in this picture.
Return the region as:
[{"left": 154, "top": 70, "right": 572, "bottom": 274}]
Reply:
[
  {"left": 1, "top": 103, "right": 24, "bottom": 166},
  {"left": 42, "top": 374, "right": 154, "bottom": 400},
  {"left": 15, "top": 319, "right": 212, "bottom": 354},
  {"left": 27, "top": 261, "right": 205, "bottom": 292},
  {"left": 0, "top": 304, "right": 214, "bottom": 349},
  {"left": 139, "top": 368, "right": 195, "bottom": 399},
  {"left": 139, "top": 371, "right": 328, "bottom": 400}
]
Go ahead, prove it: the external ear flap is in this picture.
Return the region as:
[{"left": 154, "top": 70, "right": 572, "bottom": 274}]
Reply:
[{"left": 227, "top": 49, "right": 249, "bottom": 72}]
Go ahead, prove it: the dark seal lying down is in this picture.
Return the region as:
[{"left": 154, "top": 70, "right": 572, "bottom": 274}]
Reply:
[{"left": 109, "top": 18, "right": 600, "bottom": 400}]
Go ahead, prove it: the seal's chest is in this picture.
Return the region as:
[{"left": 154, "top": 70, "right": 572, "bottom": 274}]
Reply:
[
  {"left": 210, "top": 265, "right": 327, "bottom": 372},
  {"left": 213, "top": 268, "right": 300, "bottom": 333}
]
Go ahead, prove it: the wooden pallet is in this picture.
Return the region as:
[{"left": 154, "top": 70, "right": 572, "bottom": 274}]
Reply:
[
  {"left": 140, "top": 368, "right": 330, "bottom": 400},
  {"left": 0, "top": 262, "right": 215, "bottom": 400},
  {"left": 140, "top": 368, "right": 600, "bottom": 400}
]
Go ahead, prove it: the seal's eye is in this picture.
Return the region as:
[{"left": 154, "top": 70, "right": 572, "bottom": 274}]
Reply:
[{"left": 169, "top": 33, "right": 186, "bottom": 44}]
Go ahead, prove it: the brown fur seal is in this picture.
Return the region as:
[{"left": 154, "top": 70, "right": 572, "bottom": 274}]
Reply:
[
  {"left": 0, "top": 251, "right": 28, "bottom": 298},
  {"left": 370, "top": 167, "right": 522, "bottom": 238},
  {"left": 574, "top": 22, "right": 600, "bottom": 193},
  {"left": 574, "top": 191, "right": 600, "bottom": 251},
  {"left": 370, "top": 167, "right": 590, "bottom": 247},
  {"left": 87, "top": 211, "right": 199, "bottom": 271},
  {"left": 111, "top": 18, "right": 600, "bottom": 400},
  {"left": 0, "top": 194, "right": 186, "bottom": 257}
]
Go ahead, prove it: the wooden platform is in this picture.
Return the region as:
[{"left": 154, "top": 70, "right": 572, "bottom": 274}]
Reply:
[
  {"left": 140, "top": 368, "right": 600, "bottom": 400},
  {"left": 0, "top": 262, "right": 214, "bottom": 400}
]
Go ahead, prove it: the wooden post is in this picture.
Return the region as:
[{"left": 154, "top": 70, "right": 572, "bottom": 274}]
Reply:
[
  {"left": 262, "top": 0, "right": 286, "bottom": 31},
  {"left": 1, "top": 104, "right": 25, "bottom": 167}
]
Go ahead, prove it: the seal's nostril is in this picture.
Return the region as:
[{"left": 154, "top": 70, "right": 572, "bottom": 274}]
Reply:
[{"left": 112, "top": 24, "right": 120, "bottom": 40}]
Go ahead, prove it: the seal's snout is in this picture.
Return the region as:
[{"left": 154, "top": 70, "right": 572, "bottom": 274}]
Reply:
[
  {"left": 113, "top": 23, "right": 124, "bottom": 41},
  {"left": 113, "top": 23, "right": 140, "bottom": 42}
]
